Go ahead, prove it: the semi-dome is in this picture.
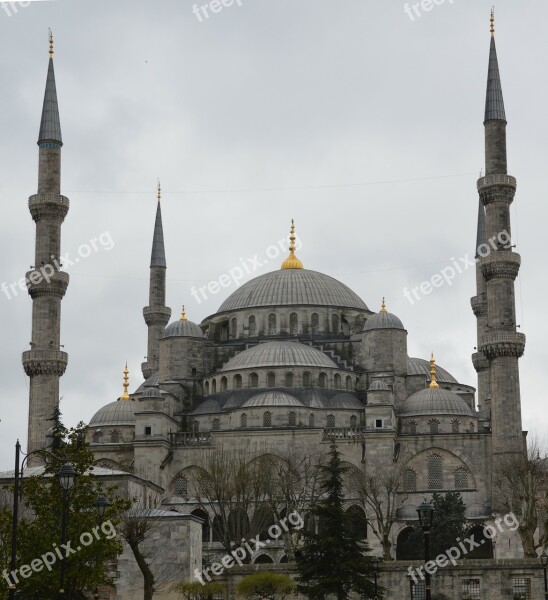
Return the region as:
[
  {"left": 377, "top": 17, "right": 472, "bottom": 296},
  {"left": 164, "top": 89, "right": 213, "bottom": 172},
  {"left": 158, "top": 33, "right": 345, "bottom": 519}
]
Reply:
[
  {"left": 400, "top": 388, "right": 474, "bottom": 417},
  {"left": 216, "top": 269, "right": 368, "bottom": 313},
  {"left": 407, "top": 357, "right": 458, "bottom": 384},
  {"left": 89, "top": 400, "right": 136, "bottom": 427},
  {"left": 363, "top": 301, "right": 405, "bottom": 331},
  {"left": 162, "top": 307, "right": 203, "bottom": 339},
  {"left": 242, "top": 391, "right": 304, "bottom": 408},
  {"left": 221, "top": 341, "right": 338, "bottom": 371},
  {"left": 140, "top": 388, "right": 164, "bottom": 399},
  {"left": 368, "top": 380, "right": 391, "bottom": 391}
]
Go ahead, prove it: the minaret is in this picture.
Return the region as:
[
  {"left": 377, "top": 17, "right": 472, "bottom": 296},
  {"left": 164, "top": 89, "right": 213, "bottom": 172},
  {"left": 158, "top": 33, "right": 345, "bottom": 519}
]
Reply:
[
  {"left": 22, "top": 32, "right": 70, "bottom": 461},
  {"left": 141, "top": 181, "right": 171, "bottom": 380},
  {"left": 476, "top": 12, "right": 526, "bottom": 455}
]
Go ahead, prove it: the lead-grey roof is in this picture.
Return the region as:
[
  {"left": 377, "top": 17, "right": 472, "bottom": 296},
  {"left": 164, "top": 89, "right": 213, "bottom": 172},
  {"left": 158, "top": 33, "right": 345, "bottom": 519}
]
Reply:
[
  {"left": 38, "top": 58, "right": 62, "bottom": 145},
  {"left": 368, "top": 380, "right": 391, "bottom": 392},
  {"left": 407, "top": 357, "right": 458, "bottom": 384},
  {"left": 150, "top": 201, "right": 166, "bottom": 268},
  {"left": 89, "top": 400, "right": 136, "bottom": 426},
  {"left": 242, "top": 391, "right": 304, "bottom": 408},
  {"left": 162, "top": 319, "right": 204, "bottom": 339},
  {"left": 216, "top": 269, "right": 368, "bottom": 313},
  {"left": 363, "top": 311, "right": 405, "bottom": 332},
  {"left": 400, "top": 388, "right": 475, "bottom": 417},
  {"left": 221, "top": 341, "right": 338, "bottom": 371},
  {"left": 484, "top": 36, "right": 506, "bottom": 122}
]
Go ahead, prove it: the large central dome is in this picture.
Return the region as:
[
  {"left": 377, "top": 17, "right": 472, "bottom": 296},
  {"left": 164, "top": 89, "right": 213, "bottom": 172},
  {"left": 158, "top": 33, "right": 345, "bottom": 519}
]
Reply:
[{"left": 217, "top": 269, "right": 368, "bottom": 313}]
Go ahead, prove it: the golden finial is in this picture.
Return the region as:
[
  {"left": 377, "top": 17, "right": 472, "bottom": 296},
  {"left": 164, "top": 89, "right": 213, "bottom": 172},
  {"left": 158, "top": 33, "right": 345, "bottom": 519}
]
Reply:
[
  {"left": 49, "top": 29, "right": 54, "bottom": 58},
  {"left": 429, "top": 353, "right": 439, "bottom": 389},
  {"left": 157, "top": 179, "right": 161, "bottom": 202},
  {"left": 490, "top": 7, "right": 495, "bottom": 36},
  {"left": 380, "top": 297, "right": 387, "bottom": 313},
  {"left": 121, "top": 362, "right": 130, "bottom": 400},
  {"left": 180, "top": 305, "right": 187, "bottom": 321},
  {"left": 281, "top": 219, "right": 304, "bottom": 270}
]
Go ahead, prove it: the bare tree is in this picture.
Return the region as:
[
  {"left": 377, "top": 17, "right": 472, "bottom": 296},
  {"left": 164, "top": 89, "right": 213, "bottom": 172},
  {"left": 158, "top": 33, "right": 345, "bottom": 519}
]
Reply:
[
  {"left": 354, "top": 459, "right": 408, "bottom": 560},
  {"left": 492, "top": 437, "right": 548, "bottom": 557}
]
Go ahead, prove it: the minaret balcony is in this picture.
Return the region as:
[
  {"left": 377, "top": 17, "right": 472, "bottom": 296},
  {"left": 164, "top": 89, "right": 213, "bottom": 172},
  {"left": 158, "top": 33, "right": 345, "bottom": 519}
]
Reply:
[
  {"left": 22, "top": 349, "right": 68, "bottom": 376},
  {"left": 470, "top": 295, "right": 487, "bottom": 317},
  {"left": 477, "top": 174, "right": 516, "bottom": 206},
  {"left": 472, "top": 352, "right": 489, "bottom": 372},
  {"left": 28, "top": 193, "right": 69, "bottom": 222},
  {"left": 479, "top": 251, "right": 521, "bottom": 281},
  {"left": 479, "top": 331, "right": 526, "bottom": 359},
  {"left": 25, "top": 269, "right": 69, "bottom": 299},
  {"left": 143, "top": 305, "right": 172, "bottom": 327},
  {"left": 477, "top": 174, "right": 516, "bottom": 191}
]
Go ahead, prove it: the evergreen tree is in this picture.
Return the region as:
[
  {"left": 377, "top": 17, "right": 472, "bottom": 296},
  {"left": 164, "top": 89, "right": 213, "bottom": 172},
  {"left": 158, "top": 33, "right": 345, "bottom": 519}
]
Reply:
[{"left": 296, "top": 441, "right": 378, "bottom": 600}]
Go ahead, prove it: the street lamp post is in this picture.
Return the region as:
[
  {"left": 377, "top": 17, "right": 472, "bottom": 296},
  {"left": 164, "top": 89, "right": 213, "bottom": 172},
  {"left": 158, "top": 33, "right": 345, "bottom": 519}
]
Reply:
[
  {"left": 371, "top": 556, "right": 381, "bottom": 600},
  {"left": 58, "top": 463, "right": 76, "bottom": 598},
  {"left": 541, "top": 553, "right": 548, "bottom": 600},
  {"left": 417, "top": 499, "right": 435, "bottom": 600}
]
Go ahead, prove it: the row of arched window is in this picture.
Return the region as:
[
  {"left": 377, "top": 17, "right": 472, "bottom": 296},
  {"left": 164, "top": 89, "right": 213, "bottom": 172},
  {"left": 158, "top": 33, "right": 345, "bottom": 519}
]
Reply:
[
  {"left": 190, "top": 413, "right": 359, "bottom": 432},
  {"left": 402, "top": 457, "right": 470, "bottom": 492},
  {"left": 204, "top": 372, "right": 354, "bottom": 395},
  {"left": 230, "top": 312, "right": 345, "bottom": 338},
  {"left": 92, "top": 430, "right": 123, "bottom": 444},
  {"left": 406, "top": 419, "right": 476, "bottom": 435}
]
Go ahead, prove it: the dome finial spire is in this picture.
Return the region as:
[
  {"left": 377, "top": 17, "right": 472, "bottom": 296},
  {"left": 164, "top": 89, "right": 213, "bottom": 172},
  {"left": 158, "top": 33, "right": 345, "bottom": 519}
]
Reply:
[
  {"left": 490, "top": 7, "right": 495, "bottom": 36},
  {"left": 180, "top": 305, "right": 187, "bottom": 321},
  {"left": 429, "top": 353, "right": 439, "bottom": 389},
  {"left": 380, "top": 297, "right": 387, "bottom": 313},
  {"left": 121, "top": 362, "right": 130, "bottom": 400},
  {"left": 281, "top": 219, "right": 304, "bottom": 270},
  {"left": 49, "top": 29, "right": 54, "bottom": 58}
]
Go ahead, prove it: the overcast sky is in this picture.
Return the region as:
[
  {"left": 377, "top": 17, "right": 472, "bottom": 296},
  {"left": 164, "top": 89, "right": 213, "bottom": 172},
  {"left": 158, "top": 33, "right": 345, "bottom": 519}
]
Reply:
[{"left": 0, "top": 0, "right": 546, "bottom": 468}]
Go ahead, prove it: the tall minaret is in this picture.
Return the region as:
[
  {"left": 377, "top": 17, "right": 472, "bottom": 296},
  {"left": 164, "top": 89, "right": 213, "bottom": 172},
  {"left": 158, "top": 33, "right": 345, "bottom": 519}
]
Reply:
[
  {"left": 141, "top": 182, "right": 171, "bottom": 380},
  {"left": 22, "top": 32, "right": 69, "bottom": 460},
  {"left": 476, "top": 12, "right": 526, "bottom": 456}
]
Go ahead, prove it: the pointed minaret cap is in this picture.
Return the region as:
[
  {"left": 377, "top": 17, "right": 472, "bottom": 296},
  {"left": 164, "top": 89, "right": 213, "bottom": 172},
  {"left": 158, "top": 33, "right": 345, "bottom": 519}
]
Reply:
[
  {"left": 38, "top": 29, "right": 63, "bottom": 146},
  {"left": 150, "top": 180, "right": 167, "bottom": 268},
  {"left": 429, "top": 353, "right": 440, "bottom": 389},
  {"left": 484, "top": 9, "right": 506, "bottom": 123},
  {"left": 281, "top": 219, "right": 304, "bottom": 270},
  {"left": 120, "top": 363, "right": 130, "bottom": 400}
]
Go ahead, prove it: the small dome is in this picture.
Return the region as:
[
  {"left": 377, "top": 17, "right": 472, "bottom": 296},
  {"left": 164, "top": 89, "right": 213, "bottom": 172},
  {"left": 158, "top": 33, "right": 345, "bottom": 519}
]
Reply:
[
  {"left": 407, "top": 357, "right": 458, "bottom": 384},
  {"left": 141, "top": 388, "right": 164, "bottom": 399},
  {"left": 221, "top": 341, "right": 337, "bottom": 371},
  {"left": 89, "top": 400, "right": 136, "bottom": 427},
  {"left": 162, "top": 319, "right": 203, "bottom": 339},
  {"left": 242, "top": 391, "right": 304, "bottom": 408},
  {"left": 400, "top": 388, "right": 474, "bottom": 417},
  {"left": 368, "top": 380, "right": 391, "bottom": 391},
  {"left": 363, "top": 311, "right": 405, "bottom": 332}
]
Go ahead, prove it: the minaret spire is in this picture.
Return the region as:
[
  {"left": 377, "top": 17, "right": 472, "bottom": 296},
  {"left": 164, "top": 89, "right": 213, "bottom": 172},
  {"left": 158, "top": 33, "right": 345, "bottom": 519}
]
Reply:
[
  {"left": 23, "top": 35, "right": 69, "bottom": 463},
  {"left": 142, "top": 182, "right": 171, "bottom": 380}
]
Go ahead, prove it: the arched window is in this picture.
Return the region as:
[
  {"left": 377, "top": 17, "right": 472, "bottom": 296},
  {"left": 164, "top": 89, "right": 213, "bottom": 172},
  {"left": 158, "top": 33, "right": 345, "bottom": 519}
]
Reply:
[
  {"left": 263, "top": 412, "right": 272, "bottom": 427},
  {"left": 345, "top": 506, "right": 367, "bottom": 539},
  {"left": 428, "top": 454, "right": 443, "bottom": 489},
  {"left": 92, "top": 431, "right": 101, "bottom": 443},
  {"left": 254, "top": 554, "right": 274, "bottom": 564},
  {"left": 192, "top": 420, "right": 199, "bottom": 432},
  {"left": 469, "top": 421, "right": 475, "bottom": 432},
  {"left": 429, "top": 419, "right": 440, "bottom": 434},
  {"left": 220, "top": 376, "right": 227, "bottom": 392},
  {"left": 319, "top": 372, "right": 327, "bottom": 389},
  {"left": 311, "top": 313, "right": 319, "bottom": 334},
  {"left": 403, "top": 469, "right": 417, "bottom": 492},
  {"left": 205, "top": 381, "right": 210, "bottom": 396},
  {"left": 309, "top": 413, "right": 315, "bottom": 428},
  {"left": 268, "top": 313, "right": 277, "bottom": 335},
  {"left": 303, "top": 372, "right": 311, "bottom": 387},
  {"left": 212, "top": 515, "right": 224, "bottom": 542},
  {"left": 248, "top": 315, "right": 256, "bottom": 337},
  {"left": 290, "top": 312, "right": 298, "bottom": 335},
  {"left": 173, "top": 475, "right": 188, "bottom": 497},
  {"left": 288, "top": 411, "right": 296, "bottom": 427},
  {"left": 212, "top": 379, "right": 217, "bottom": 394},
  {"left": 332, "top": 313, "right": 340, "bottom": 334},
  {"left": 230, "top": 318, "right": 237, "bottom": 338},
  {"left": 327, "top": 414, "right": 335, "bottom": 428},
  {"left": 451, "top": 419, "right": 461, "bottom": 433},
  {"left": 110, "top": 430, "right": 120, "bottom": 443},
  {"left": 233, "top": 374, "right": 242, "bottom": 389},
  {"left": 249, "top": 373, "right": 259, "bottom": 388},
  {"left": 350, "top": 415, "right": 357, "bottom": 428},
  {"left": 334, "top": 374, "right": 341, "bottom": 389},
  {"left": 240, "top": 413, "right": 247, "bottom": 428},
  {"left": 267, "top": 372, "right": 276, "bottom": 388},
  {"left": 454, "top": 468, "right": 469, "bottom": 489},
  {"left": 192, "top": 508, "right": 210, "bottom": 543},
  {"left": 212, "top": 418, "right": 220, "bottom": 431},
  {"left": 346, "top": 376, "right": 353, "bottom": 391},
  {"left": 408, "top": 420, "right": 417, "bottom": 434},
  {"left": 285, "top": 372, "right": 294, "bottom": 387}
]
